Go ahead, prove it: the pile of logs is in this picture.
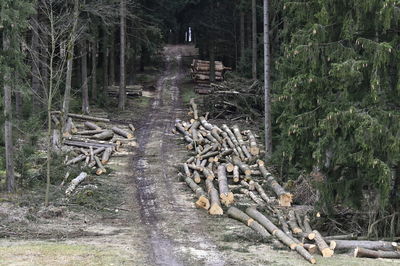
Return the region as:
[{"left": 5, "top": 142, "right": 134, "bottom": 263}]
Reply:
[
  {"left": 51, "top": 112, "right": 136, "bottom": 195},
  {"left": 107, "top": 85, "right": 143, "bottom": 97},
  {"left": 174, "top": 99, "right": 400, "bottom": 263},
  {"left": 190, "top": 59, "right": 231, "bottom": 84}
]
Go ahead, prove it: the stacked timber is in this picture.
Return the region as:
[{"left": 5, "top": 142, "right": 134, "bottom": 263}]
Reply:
[
  {"left": 174, "top": 99, "right": 400, "bottom": 264},
  {"left": 190, "top": 59, "right": 231, "bottom": 84},
  {"left": 51, "top": 112, "right": 136, "bottom": 195},
  {"left": 107, "top": 85, "right": 143, "bottom": 97}
]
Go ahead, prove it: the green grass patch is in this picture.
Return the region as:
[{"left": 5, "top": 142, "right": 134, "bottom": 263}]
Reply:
[{"left": 0, "top": 243, "right": 132, "bottom": 266}]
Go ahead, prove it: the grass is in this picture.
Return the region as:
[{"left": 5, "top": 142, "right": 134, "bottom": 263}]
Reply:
[
  {"left": 180, "top": 78, "right": 198, "bottom": 105},
  {"left": 0, "top": 243, "right": 133, "bottom": 266}
]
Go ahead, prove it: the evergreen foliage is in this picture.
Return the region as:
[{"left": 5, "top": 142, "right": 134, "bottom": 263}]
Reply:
[{"left": 273, "top": 0, "right": 400, "bottom": 212}]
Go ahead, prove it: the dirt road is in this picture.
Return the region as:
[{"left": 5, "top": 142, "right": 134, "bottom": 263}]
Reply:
[{"left": 132, "top": 45, "right": 226, "bottom": 265}]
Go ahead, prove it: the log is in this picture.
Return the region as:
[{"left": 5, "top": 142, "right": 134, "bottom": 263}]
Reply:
[
  {"left": 66, "top": 147, "right": 105, "bottom": 165},
  {"left": 288, "top": 210, "right": 303, "bottom": 234},
  {"left": 199, "top": 116, "right": 213, "bottom": 131},
  {"left": 63, "top": 117, "right": 74, "bottom": 137},
  {"left": 254, "top": 182, "right": 276, "bottom": 204},
  {"left": 233, "top": 165, "right": 240, "bottom": 182},
  {"left": 257, "top": 160, "right": 293, "bottom": 207},
  {"left": 295, "top": 246, "right": 317, "bottom": 264},
  {"left": 101, "top": 147, "right": 113, "bottom": 164},
  {"left": 65, "top": 172, "right": 88, "bottom": 195},
  {"left": 175, "top": 121, "right": 191, "bottom": 137},
  {"left": 189, "top": 98, "right": 198, "bottom": 120},
  {"left": 69, "top": 113, "right": 110, "bottom": 122},
  {"left": 205, "top": 179, "right": 223, "bottom": 215},
  {"left": 324, "top": 233, "right": 358, "bottom": 240},
  {"left": 303, "top": 215, "right": 316, "bottom": 240},
  {"left": 232, "top": 125, "right": 245, "bottom": 146},
  {"left": 63, "top": 140, "right": 116, "bottom": 149},
  {"left": 93, "top": 130, "right": 114, "bottom": 140},
  {"left": 183, "top": 175, "right": 210, "bottom": 210},
  {"left": 227, "top": 207, "right": 271, "bottom": 238},
  {"left": 327, "top": 240, "right": 399, "bottom": 251},
  {"left": 211, "top": 128, "right": 223, "bottom": 143},
  {"left": 241, "top": 180, "right": 255, "bottom": 190},
  {"left": 128, "top": 123, "right": 135, "bottom": 132},
  {"left": 354, "top": 247, "right": 400, "bottom": 259},
  {"left": 248, "top": 130, "right": 260, "bottom": 156},
  {"left": 217, "top": 164, "right": 234, "bottom": 206},
  {"left": 201, "top": 166, "right": 215, "bottom": 180},
  {"left": 303, "top": 244, "right": 318, "bottom": 254},
  {"left": 75, "top": 129, "right": 105, "bottom": 135},
  {"left": 240, "top": 188, "right": 264, "bottom": 205},
  {"left": 95, "top": 156, "right": 107, "bottom": 175},
  {"left": 112, "top": 126, "right": 133, "bottom": 139},
  {"left": 84, "top": 121, "right": 102, "bottom": 130},
  {"left": 233, "top": 157, "right": 252, "bottom": 176},
  {"left": 245, "top": 208, "right": 297, "bottom": 250},
  {"left": 313, "top": 230, "right": 334, "bottom": 257}
]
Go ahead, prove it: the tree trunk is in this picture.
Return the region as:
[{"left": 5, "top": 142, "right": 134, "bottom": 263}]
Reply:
[
  {"left": 3, "top": 35, "right": 15, "bottom": 193},
  {"left": 118, "top": 0, "right": 126, "bottom": 110},
  {"left": 263, "top": 0, "right": 273, "bottom": 161},
  {"left": 109, "top": 27, "right": 115, "bottom": 86},
  {"left": 62, "top": 0, "right": 80, "bottom": 124},
  {"left": 209, "top": 41, "right": 216, "bottom": 83},
  {"left": 240, "top": 11, "right": 245, "bottom": 60},
  {"left": 102, "top": 28, "right": 109, "bottom": 88},
  {"left": 252, "top": 0, "right": 257, "bottom": 79},
  {"left": 31, "top": 10, "right": 41, "bottom": 109},
  {"left": 327, "top": 240, "right": 398, "bottom": 251},
  {"left": 81, "top": 41, "right": 89, "bottom": 114},
  {"left": 91, "top": 37, "right": 97, "bottom": 101}
]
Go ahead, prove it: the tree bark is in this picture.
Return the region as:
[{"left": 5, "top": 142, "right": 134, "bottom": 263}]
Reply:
[
  {"left": 91, "top": 37, "right": 97, "bottom": 101},
  {"left": 209, "top": 41, "right": 216, "bottom": 83},
  {"left": 354, "top": 247, "right": 400, "bottom": 259},
  {"left": 240, "top": 11, "right": 245, "bottom": 60},
  {"left": 217, "top": 164, "right": 234, "bottom": 206},
  {"left": 65, "top": 172, "right": 88, "bottom": 196},
  {"left": 327, "top": 240, "right": 398, "bottom": 251},
  {"left": 3, "top": 35, "right": 15, "bottom": 193},
  {"left": 62, "top": 0, "right": 80, "bottom": 124},
  {"left": 251, "top": 0, "right": 257, "bottom": 80},
  {"left": 118, "top": 0, "right": 127, "bottom": 110},
  {"left": 103, "top": 34, "right": 109, "bottom": 88},
  {"left": 81, "top": 41, "right": 90, "bottom": 114},
  {"left": 109, "top": 27, "right": 115, "bottom": 86},
  {"left": 227, "top": 207, "right": 271, "bottom": 238},
  {"left": 205, "top": 179, "right": 223, "bottom": 215},
  {"left": 263, "top": 0, "right": 272, "bottom": 161},
  {"left": 313, "top": 230, "right": 334, "bottom": 257}
]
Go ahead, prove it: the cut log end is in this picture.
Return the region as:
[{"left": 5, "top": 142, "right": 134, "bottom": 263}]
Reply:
[
  {"left": 279, "top": 193, "right": 293, "bottom": 207},
  {"left": 321, "top": 247, "right": 334, "bottom": 257},
  {"left": 195, "top": 196, "right": 210, "bottom": 210},
  {"left": 209, "top": 203, "right": 223, "bottom": 215},
  {"left": 308, "top": 232, "right": 316, "bottom": 240},
  {"left": 250, "top": 146, "right": 260, "bottom": 156},
  {"left": 220, "top": 192, "right": 235, "bottom": 206}
]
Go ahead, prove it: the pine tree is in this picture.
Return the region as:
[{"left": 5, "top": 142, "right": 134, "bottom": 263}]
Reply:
[{"left": 273, "top": 0, "right": 400, "bottom": 217}]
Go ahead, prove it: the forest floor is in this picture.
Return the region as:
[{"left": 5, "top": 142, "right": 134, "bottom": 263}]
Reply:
[{"left": 0, "top": 45, "right": 399, "bottom": 266}]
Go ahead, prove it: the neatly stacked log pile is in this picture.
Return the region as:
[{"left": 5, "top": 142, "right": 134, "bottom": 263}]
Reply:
[
  {"left": 190, "top": 59, "right": 231, "bottom": 84},
  {"left": 174, "top": 99, "right": 400, "bottom": 263},
  {"left": 52, "top": 112, "right": 136, "bottom": 195},
  {"left": 107, "top": 85, "right": 143, "bottom": 97}
]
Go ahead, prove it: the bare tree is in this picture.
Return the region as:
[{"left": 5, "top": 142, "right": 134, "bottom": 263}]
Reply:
[
  {"left": 118, "top": 0, "right": 126, "bottom": 110},
  {"left": 252, "top": 0, "right": 257, "bottom": 80},
  {"left": 263, "top": 0, "right": 272, "bottom": 161},
  {"left": 3, "top": 34, "right": 16, "bottom": 193},
  {"left": 62, "top": 0, "right": 80, "bottom": 124},
  {"left": 28, "top": 0, "right": 76, "bottom": 205}
]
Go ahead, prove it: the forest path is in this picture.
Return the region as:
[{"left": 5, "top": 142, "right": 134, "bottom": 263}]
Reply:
[{"left": 131, "top": 45, "right": 226, "bottom": 265}]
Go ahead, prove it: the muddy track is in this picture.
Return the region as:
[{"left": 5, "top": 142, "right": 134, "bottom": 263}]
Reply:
[{"left": 132, "top": 46, "right": 226, "bottom": 265}]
